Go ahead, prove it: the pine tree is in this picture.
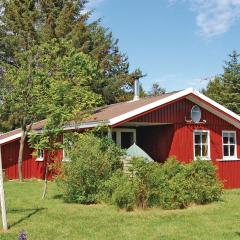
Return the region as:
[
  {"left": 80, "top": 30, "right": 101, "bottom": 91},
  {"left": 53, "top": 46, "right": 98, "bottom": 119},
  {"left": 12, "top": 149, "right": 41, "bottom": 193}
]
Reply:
[
  {"left": 203, "top": 50, "right": 240, "bottom": 114},
  {"left": 222, "top": 50, "right": 240, "bottom": 114},
  {"left": 0, "top": 0, "right": 143, "bottom": 105}
]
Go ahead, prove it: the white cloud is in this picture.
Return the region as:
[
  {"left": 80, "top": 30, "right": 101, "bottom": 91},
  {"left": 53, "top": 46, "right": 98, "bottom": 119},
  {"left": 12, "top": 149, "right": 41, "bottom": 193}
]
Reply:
[{"left": 170, "top": 0, "right": 240, "bottom": 37}]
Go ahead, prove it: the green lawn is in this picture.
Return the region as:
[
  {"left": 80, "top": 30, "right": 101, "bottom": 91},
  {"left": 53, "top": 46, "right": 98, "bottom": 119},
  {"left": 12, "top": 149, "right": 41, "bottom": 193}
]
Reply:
[{"left": 0, "top": 181, "right": 240, "bottom": 240}]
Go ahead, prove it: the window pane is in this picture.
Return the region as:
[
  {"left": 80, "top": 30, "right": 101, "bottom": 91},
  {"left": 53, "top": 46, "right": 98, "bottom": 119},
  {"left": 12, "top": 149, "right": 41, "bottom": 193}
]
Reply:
[
  {"left": 223, "top": 145, "right": 229, "bottom": 157},
  {"left": 230, "top": 145, "right": 235, "bottom": 156},
  {"left": 202, "top": 145, "right": 208, "bottom": 157},
  {"left": 202, "top": 133, "right": 208, "bottom": 144},
  {"left": 229, "top": 133, "right": 235, "bottom": 144},
  {"left": 195, "top": 134, "right": 201, "bottom": 144},
  {"left": 37, "top": 149, "right": 44, "bottom": 159},
  {"left": 195, "top": 145, "right": 201, "bottom": 157},
  {"left": 223, "top": 133, "right": 228, "bottom": 144}
]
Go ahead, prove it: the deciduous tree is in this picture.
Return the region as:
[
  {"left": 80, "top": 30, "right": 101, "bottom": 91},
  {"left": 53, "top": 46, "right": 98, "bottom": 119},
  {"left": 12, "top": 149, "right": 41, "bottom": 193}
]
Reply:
[
  {"left": 0, "top": 40, "right": 102, "bottom": 181},
  {"left": 28, "top": 40, "right": 102, "bottom": 194}
]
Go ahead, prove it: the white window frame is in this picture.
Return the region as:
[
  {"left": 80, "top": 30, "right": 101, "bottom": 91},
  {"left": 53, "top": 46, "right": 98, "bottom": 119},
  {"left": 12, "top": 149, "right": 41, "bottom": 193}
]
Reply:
[
  {"left": 36, "top": 149, "right": 44, "bottom": 161},
  {"left": 193, "top": 130, "right": 211, "bottom": 160},
  {"left": 222, "top": 131, "right": 237, "bottom": 160},
  {"left": 111, "top": 128, "right": 136, "bottom": 148}
]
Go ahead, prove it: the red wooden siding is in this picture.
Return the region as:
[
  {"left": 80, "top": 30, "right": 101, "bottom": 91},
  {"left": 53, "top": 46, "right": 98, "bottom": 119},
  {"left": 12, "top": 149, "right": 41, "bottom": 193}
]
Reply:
[
  {"left": 1, "top": 138, "right": 63, "bottom": 180},
  {"left": 1, "top": 140, "right": 45, "bottom": 179},
  {"left": 134, "top": 98, "right": 240, "bottom": 189}
]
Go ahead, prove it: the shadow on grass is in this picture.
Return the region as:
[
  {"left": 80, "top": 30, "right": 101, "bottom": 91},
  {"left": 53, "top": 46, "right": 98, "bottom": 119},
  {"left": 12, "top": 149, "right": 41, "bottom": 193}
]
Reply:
[
  {"left": 8, "top": 208, "right": 46, "bottom": 228},
  {"left": 235, "top": 232, "right": 240, "bottom": 237},
  {"left": 53, "top": 194, "right": 63, "bottom": 200}
]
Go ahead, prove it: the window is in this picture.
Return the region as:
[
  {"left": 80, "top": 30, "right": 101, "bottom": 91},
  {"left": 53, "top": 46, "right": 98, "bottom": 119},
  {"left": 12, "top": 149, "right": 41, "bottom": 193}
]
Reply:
[
  {"left": 36, "top": 149, "right": 44, "bottom": 161},
  {"left": 191, "top": 105, "right": 202, "bottom": 123},
  {"left": 111, "top": 128, "right": 136, "bottom": 149},
  {"left": 194, "top": 130, "right": 210, "bottom": 159},
  {"left": 222, "top": 131, "right": 237, "bottom": 159}
]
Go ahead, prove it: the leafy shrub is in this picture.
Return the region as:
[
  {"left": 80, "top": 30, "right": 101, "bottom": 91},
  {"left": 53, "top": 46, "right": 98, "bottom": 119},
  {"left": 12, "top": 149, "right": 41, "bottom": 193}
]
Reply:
[
  {"left": 157, "top": 157, "right": 222, "bottom": 209},
  {"left": 100, "top": 171, "right": 138, "bottom": 211},
  {"left": 156, "top": 157, "right": 192, "bottom": 209},
  {"left": 129, "top": 157, "right": 162, "bottom": 208},
  {"left": 102, "top": 157, "right": 223, "bottom": 210},
  {"left": 57, "top": 132, "right": 123, "bottom": 204},
  {"left": 184, "top": 159, "right": 223, "bottom": 204}
]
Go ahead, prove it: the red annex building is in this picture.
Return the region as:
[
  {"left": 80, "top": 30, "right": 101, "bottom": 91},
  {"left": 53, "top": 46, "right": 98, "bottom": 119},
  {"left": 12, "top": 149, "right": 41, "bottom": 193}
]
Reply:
[{"left": 0, "top": 88, "right": 240, "bottom": 189}]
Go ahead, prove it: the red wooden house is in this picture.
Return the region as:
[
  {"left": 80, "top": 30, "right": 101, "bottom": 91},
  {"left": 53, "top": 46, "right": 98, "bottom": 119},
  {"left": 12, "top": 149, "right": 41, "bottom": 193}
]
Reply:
[{"left": 0, "top": 87, "right": 240, "bottom": 188}]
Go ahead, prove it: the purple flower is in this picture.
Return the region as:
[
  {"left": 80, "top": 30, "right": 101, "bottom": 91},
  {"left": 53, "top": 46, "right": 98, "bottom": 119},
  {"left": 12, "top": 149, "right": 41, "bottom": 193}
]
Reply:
[{"left": 18, "top": 230, "right": 27, "bottom": 240}]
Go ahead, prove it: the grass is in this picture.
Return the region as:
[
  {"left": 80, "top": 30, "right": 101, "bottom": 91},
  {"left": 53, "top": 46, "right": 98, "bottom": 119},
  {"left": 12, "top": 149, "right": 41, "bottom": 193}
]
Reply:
[{"left": 0, "top": 181, "right": 240, "bottom": 240}]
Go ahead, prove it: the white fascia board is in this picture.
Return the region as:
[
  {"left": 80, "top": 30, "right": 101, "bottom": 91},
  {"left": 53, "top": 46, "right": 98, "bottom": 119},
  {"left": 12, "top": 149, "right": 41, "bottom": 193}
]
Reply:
[
  {"left": 0, "top": 133, "right": 22, "bottom": 145},
  {"left": 109, "top": 88, "right": 194, "bottom": 126},
  {"left": 109, "top": 87, "right": 240, "bottom": 128},
  {"left": 187, "top": 94, "right": 240, "bottom": 129},
  {"left": 63, "top": 120, "right": 109, "bottom": 131},
  {"left": 192, "top": 89, "right": 240, "bottom": 122}
]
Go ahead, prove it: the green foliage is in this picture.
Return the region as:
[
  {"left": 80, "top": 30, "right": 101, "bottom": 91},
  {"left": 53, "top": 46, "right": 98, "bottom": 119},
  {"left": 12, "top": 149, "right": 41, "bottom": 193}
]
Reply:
[
  {"left": 57, "top": 132, "right": 124, "bottom": 204},
  {"left": 203, "top": 50, "right": 240, "bottom": 114},
  {"left": 156, "top": 157, "right": 192, "bottom": 209},
  {"left": 184, "top": 159, "right": 223, "bottom": 204},
  {"left": 148, "top": 82, "right": 166, "bottom": 96},
  {"left": 108, "top": 172, "right": 138, "bottom": 211},
  {"left": 0, "top": 39, "right": 102, "bottom": 132},
  {"left": 156, "top": 158, "right": 222, "bottom": 209},
  {"left": 0, "top": 0, "right": 143, "bottom": 112},
  {"left": 101, "top": 157, "right": 223, "bottom": 211},
  {"left": 129, "top": 157, "right": 161, "bottom": 208}
]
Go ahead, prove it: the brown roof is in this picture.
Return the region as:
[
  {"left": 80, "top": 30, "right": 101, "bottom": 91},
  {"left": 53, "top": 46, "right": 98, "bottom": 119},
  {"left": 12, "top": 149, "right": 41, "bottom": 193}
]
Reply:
[
  {"left": 0, "top": 92, "right": 178, "bottom": 142},
  {"left": 0, "top": 120, "right": 46, "bottom": 141},
  {"left": 83, "top": 92, "right": 178, "bottom": 122}
]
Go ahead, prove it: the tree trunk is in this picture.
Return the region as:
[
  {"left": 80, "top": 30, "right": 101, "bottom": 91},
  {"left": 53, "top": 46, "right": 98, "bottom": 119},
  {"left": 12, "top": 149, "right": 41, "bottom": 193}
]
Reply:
[
  {"left": 18, "top": 130, "right": 26, "bottom": 182},
  {"left": 42, "top": 153, "right": 50, "bottom": 199}
]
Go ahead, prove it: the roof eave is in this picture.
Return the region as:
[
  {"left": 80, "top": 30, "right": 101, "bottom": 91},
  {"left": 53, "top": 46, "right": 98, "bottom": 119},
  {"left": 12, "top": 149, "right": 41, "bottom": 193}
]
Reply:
[{"left": 63, "top": 120, "right": 110, "bottom": 131}]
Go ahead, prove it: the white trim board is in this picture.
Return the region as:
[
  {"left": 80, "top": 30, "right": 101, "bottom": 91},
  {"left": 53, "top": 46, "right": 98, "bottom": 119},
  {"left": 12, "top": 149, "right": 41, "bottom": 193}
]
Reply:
[
  {"left": 0, "top": 133, "right": 22, "bottom": 145},
  {"left": 187, "top": 94, "right": 240, "bottom": 129},
  {"left": 109, "top": 88, "right": 240, "bottom": 129},
  {"left": 109, "top": 88, "right": 193, "bottom": 126}
]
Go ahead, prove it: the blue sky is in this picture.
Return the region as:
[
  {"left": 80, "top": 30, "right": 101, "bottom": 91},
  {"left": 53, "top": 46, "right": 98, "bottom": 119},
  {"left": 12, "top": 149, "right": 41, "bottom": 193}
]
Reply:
[{"left": 86, "top": 0, "right": 240, "bottom": 92}]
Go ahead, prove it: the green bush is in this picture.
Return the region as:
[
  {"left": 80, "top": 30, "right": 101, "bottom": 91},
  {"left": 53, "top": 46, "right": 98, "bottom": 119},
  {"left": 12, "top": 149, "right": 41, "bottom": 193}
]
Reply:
[
  {"left": 100, "top": 171, "right": 138, "bottom": 211},
  {"left": 129, "top": 157, "right": 162, "bottom": 208},
  {"left": 185, "top": 159, "right": 223, "bottom": 204},
  {"left": 157, "top": 158, "right": 222, "bottom": 209},
  {"left": 156, "top": 157, "right": 191, "bottom": 209},
  {"left": 57, "top": 132, "right": 222, "bottom": 210},
  {"left": 102, "top": 157, "right": 223, "bottom": 210},
  {"left": 57, "top": 132, "right": 124, "bottom": 204}
]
